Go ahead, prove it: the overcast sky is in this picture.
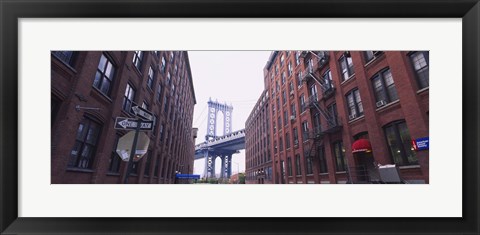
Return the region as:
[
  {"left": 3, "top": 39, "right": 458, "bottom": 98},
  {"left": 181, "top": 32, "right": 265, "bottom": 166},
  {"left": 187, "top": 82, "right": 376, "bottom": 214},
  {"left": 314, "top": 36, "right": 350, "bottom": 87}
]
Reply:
[{"left": 188, "top": 51, "right": 272, "bottom": 177}]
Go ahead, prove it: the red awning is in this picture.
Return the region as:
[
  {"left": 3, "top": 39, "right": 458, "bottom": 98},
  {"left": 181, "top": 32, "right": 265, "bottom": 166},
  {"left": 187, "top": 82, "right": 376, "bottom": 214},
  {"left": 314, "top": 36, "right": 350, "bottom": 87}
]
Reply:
[{"left": 352, "top": 139, "right": 372, "bottom": 153}]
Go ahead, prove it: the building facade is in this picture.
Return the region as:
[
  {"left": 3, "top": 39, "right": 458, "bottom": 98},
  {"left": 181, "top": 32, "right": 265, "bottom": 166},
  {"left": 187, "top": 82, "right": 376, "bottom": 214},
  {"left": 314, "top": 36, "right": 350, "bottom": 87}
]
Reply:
[
  {"left": 245, "top": 90, "right": 273, "bottom": 184},
  {"left": 246, "top": 51, "right": 429, "bottom": 184},
  {"left": 51, "top": 51, "right": 196, "bottom": 184}
]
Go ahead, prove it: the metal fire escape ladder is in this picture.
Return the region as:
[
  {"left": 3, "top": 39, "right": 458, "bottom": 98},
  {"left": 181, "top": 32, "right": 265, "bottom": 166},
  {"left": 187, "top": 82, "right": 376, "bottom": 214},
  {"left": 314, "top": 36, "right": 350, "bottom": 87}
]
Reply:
[
  {"left": 310, "top": 100, "right": 336, "bottom": 128},
  {"left": 301, "top": 51, "right": 330, "bottom": 91}
]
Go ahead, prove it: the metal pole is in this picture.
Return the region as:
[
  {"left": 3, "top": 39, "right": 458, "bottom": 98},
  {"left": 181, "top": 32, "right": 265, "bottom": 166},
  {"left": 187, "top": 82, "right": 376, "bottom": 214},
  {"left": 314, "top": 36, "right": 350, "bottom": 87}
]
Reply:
[{"left": 124, "top": 118, "right": 142, "bottom": 184}]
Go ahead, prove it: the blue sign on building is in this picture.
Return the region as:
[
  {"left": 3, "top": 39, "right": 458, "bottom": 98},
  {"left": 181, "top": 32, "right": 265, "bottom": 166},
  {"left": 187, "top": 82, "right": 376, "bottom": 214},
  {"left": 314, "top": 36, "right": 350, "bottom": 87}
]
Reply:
[
  {"left": 415, "top": 137, "right": 429, "bottom": 151},
  {"left": 175, "top": 174, "right": 201, "bottom": 179}
]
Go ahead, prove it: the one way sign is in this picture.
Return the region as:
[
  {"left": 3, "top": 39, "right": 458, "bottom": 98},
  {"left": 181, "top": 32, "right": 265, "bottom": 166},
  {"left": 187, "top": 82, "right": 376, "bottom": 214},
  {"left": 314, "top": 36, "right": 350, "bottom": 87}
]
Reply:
[{"left": 114, "top": 117, "right": 154, "bottom": 131}]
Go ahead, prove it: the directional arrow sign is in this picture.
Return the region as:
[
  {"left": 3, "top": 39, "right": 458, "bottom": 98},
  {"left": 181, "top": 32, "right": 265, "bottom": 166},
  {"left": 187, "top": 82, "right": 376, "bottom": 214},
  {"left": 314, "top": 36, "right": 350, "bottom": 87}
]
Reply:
[
  {"left": 114, "top": 117, "right": 154, "bottom": 131},
  {"left": 116, "top": 131, "right": 150, "bottom": 162},
  {"left": 131, "top": 106, "right": 154, "bottom": 121}
]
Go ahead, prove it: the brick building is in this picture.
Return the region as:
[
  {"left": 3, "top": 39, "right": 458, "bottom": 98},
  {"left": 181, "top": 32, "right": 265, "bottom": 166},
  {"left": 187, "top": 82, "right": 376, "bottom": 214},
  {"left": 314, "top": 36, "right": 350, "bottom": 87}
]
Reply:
[
  {"left": 246, "top": 51, "right": 429, "bottom": 184},
  {"left": 245, "top": 90, "right": 273, "bottom": 184},
  {"left": 51, "top": 51, "right": 196, "bottom": 184}
]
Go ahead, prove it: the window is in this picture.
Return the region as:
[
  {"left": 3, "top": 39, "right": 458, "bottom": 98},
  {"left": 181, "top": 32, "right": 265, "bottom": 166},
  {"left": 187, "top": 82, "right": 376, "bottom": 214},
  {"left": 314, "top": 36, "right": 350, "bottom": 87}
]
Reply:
[
  {"left": 309, "top": 84, "right": 318, "bottom": 101},
  {"left": 144, "top": 151, "right": 152, "bottom": 177},
  {"left": 68, "top": 117, "right": 101, "bottom": 169},
  {"left": 282, "top": 72, "right": 286, "bottom": 84},
  {"left": 306, "top": 155, "right": 313, "bottom": 175},
  {"left": 300, "top": 95, "right": 306, "bottom": 112},
  {"left": 274, "top": 140, "right": 277, "bottom": 153},
  {"left": 282, "top": 91, "right": 287, "bottom": 105},
  {"left": 346, "top": 89, "right": 364, "bottom": 119},
  {"left": 288, "top": 62, "right": 293, "bottom": 76},
  {"left": 322, "top": 69, "right": 334, "bottom": 92},
  {"left": 154, "top": 155, "right": 160, "bottom": 177},
  {"left": 283, "top": 110, "right": 288, "bottom": 126},
  {"left": 287, "top": 157, "right": 293, "bottom": 176},
  {"left": 372, "top": 68, "right": 399, "bottom": 105},
  {"left": 313, "top": 112, "right": 321, "bottom": 134},
  {"left": 295, "top": 51, "right": 301, "bottom": 65},
  {"left": 122, "top": 83, "right": 135, "bottom": 113},
  {"left": 291, "top": 103, "right": 296, "bottom": 118},
  {"left": 280, "top": 54, "right": 285, "bottom": 67},
  {"left": 108, "top": 134, "right": 121, "bottom": 173},
  {"left": 297, "top": 71, "right": 303, "bottom": 88},
  {"left": 289, "top": 81, "right": 294, "bottom": 94},
  {"left": 174, "top": 65, "right": 178, "bottom": 75},
  {"left": 147, "top": 66, "right": 155, "bottom": 89},
  {"left": 302, "top": 121, "right": 309, "bottom": 141},
  {"left": 409, "top": 51, "right": 429, "bottom": 89},
  {"left": 327, "top": 103, "right": 339, "bottom": 128},
  {"left": 131, "top": 161, "right": 139, "bottom": 175},
  {"left": 295, "top": 154, "right": 302, "bottom": 176},
  {"left": 364, "top": 51, "right": 382, "bottom": 62},
  {"left": 339, "top": 52, "right": 355, "bottom": 81},
  {"left": 52, "top": 51, "right": 75, "bottom": 66},
  {"left": 159, "top": 123, "right": 165, "bottom": 141},
  {"left": 141, "top": 101, "right": 149, "bottom": 110},
  {"left": 157, "top": 84, "right": 163, "bottom": 103},
  {"left": 279, "top": 137, "right": 283, "bottom": 151},
  {"left": 285, "top": 132, "right": 291, "bottom": 149},
  {"left": 277, "top": 116, "right": 282, "bottom": 129},
  {"left": 384, "top": 121, "right": 418, "bottom": 166},
  {"left": 169, "top": 51, "right": 174, "bottom": 62},
  {"left": 167, "top": 72, "right": 171, "bottom": 85},
  {"left": 51, "top": 97, "right": 60, "bottom": 125},
  {"left": 333, "top": 141, "right": 347, "bottom": 172},
  {"left": 161, "top": 56, "right": 166, "bottom": 72},
  {"left": 293, "top": 128, "right": 299, "bottom": 146},
  {"left": 164, "top": 96, "right": 169, "bottom": 113},
  {"left": 93, "top": 54, "right": 115, "bottom": 96},
  {"left": 318, "top": 146, "right": 328, "bottom": 173},
  {"left": 303, "top": 57, "right": 312, "bottom": 72},
  {"left": 132, "top": 51, "right": 144, "bottom": 71}
]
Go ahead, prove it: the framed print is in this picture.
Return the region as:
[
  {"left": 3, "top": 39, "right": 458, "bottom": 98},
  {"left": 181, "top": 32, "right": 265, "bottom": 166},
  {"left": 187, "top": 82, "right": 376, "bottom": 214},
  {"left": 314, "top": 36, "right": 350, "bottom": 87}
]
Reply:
[{"left": 1, "top": 0, "right": 479, "bottom": 234}]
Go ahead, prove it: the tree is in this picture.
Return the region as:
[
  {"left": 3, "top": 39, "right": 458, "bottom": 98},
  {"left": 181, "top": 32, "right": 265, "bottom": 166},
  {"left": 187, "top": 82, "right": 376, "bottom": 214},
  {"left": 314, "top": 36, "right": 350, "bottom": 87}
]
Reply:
[{"left": 238, "top": 173, "right": 246, "bottom": 184}]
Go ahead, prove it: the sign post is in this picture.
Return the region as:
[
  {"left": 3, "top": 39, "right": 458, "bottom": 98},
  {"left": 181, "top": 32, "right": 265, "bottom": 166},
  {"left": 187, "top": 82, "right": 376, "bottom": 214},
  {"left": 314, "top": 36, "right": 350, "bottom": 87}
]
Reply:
[{"left": 123, "top": 118, "right": 142, "bottom": 184}]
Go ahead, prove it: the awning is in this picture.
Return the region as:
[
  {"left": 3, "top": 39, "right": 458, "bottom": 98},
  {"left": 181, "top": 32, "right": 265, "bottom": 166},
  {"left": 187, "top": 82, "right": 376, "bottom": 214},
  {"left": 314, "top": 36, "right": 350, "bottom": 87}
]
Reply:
[{"left": 352, "top": 139, "right": 372, "bottom": 153}]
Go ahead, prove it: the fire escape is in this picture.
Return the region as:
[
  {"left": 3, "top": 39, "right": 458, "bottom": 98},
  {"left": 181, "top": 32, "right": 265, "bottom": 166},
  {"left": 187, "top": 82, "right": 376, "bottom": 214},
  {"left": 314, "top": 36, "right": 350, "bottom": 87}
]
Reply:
[{"left": 299, "top": 51, "right": 349, "bottom": 182}]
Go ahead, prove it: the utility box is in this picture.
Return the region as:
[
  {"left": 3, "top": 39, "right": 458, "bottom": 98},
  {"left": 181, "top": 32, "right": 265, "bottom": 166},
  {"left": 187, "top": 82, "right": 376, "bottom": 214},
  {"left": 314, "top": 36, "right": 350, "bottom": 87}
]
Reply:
[{"left": 378, "top": 164, "right": 402, "bottom": 183}]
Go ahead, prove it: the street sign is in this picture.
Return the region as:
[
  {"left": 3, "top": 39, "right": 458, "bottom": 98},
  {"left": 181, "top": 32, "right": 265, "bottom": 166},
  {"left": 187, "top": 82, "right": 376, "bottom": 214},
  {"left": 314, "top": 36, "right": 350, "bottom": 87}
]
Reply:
[
  {"left": 412, "top": 137, "right": 429, "bottom": 151},
  {"left": 114, "top": 117, "right": 154, "bottom": 131},
  {"left": 175, "top": 174, "right": 201, "bottom": 179},
  {"left": 131, "top": 106, "right": 154, "bottom": 121},
  {"left": 116, "top": 131, "right": 150, "bottom": 162}
]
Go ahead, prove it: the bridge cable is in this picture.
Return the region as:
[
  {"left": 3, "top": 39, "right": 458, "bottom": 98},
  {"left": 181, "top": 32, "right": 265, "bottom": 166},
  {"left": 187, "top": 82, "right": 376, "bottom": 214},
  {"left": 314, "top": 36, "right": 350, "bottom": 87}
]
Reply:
[{"left": 193, "top": 104, "right": 207, "bottom": 127}]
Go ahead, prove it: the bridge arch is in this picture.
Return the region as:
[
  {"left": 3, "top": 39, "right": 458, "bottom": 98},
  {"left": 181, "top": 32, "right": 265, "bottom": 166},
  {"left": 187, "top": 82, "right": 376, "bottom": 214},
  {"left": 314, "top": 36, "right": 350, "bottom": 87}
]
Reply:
[{"left": 206, "top": 98, "right": 233, "bottom": 139}]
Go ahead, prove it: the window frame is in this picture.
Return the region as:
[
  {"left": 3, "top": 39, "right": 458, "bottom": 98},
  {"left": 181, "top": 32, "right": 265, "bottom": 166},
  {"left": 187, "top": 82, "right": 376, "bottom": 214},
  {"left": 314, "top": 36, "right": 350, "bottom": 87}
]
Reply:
[
  {"left": 346, "top": 88, "right": 364, "bottom": 120},
  {"left": 408, "top": 51, "right": 430, "bottom": 90},
  {"left": 332, "top": 141, "right": 347, "bottom": 172},
  {"left": 68, "top": 116, "right": 102, "bottom": 170},
  {"left": 122, "top": 83, "right": 136, "bottom": 113},
  {"left": 338, "top": 53, "right": 355, "bottom": 81},
  {"left": 383, "top": 120, "right": 418, "bottom": 166},
  {"left": 371, "top": 68, "right": 399, "bottom": 105},
  {"left": 93, "top": 53, "right": 116, "bottom": 97}
]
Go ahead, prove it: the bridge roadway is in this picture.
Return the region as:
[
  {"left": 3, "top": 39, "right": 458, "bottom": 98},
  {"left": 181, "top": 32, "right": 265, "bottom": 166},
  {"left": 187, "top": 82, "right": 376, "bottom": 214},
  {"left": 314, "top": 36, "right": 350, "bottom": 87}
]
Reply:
[{"left": 194, "top": 129, "right": 246, "bottom": 160}]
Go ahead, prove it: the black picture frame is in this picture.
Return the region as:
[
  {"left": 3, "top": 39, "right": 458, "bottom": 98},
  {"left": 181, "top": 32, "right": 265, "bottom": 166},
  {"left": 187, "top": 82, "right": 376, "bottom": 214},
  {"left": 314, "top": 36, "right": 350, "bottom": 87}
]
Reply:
[{"left": 1, "top": 0, "right": 479, "bottom": 234}]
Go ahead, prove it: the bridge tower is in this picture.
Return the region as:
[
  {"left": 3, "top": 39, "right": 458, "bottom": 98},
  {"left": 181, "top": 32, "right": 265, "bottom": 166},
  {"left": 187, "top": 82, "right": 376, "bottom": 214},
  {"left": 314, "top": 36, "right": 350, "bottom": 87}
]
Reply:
[{"left": 204, "top": 98, "right": 233, "bottom": 179}]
